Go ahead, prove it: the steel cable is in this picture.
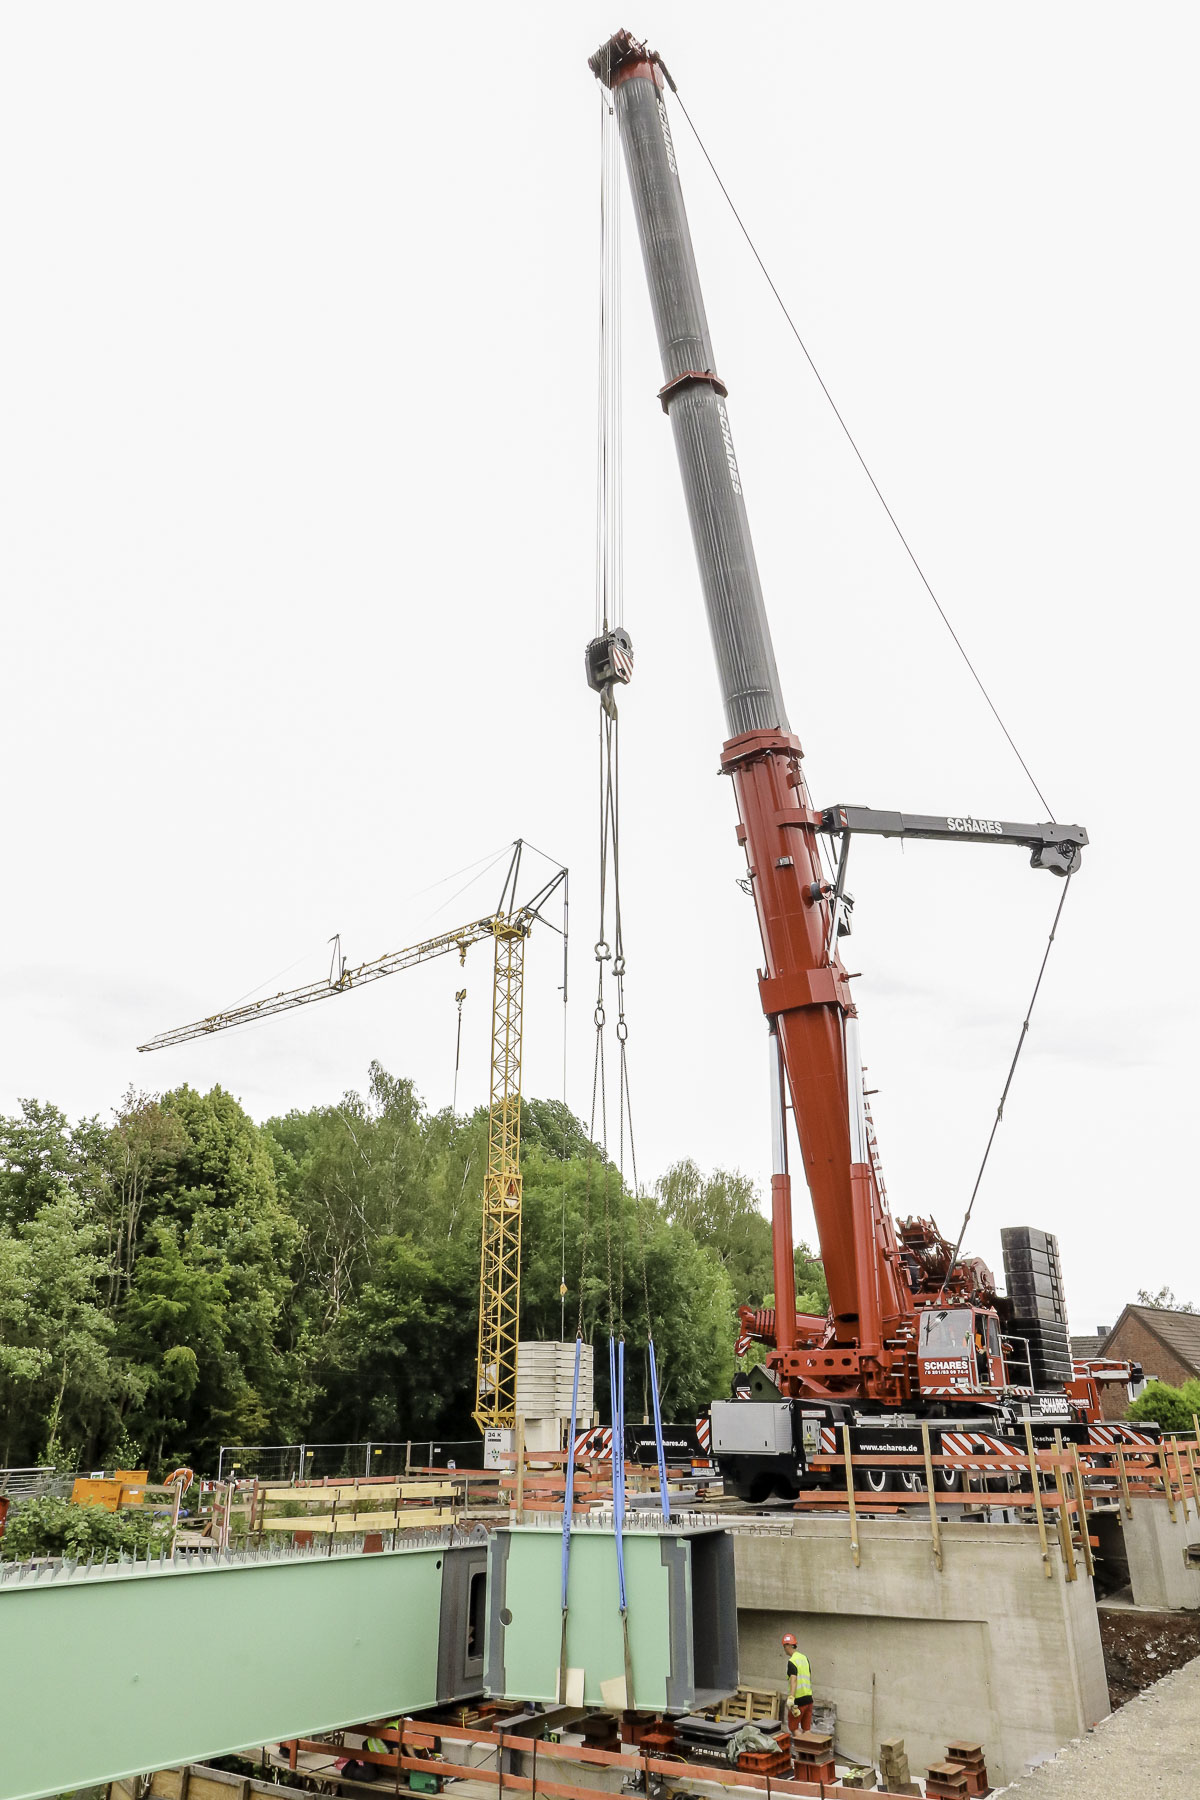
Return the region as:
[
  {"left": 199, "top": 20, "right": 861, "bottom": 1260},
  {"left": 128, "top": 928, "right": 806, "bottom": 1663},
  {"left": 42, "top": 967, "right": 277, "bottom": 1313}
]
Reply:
[{"left": 666, "top": 81, "right": 1054, "bottom": 819}]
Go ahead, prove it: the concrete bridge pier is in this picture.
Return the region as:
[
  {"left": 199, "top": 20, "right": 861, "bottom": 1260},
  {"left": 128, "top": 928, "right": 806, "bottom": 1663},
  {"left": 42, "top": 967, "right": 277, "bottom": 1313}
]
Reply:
[
  {"left": 732, "top": 1515, "right": 1109, "bottom": 1787},
  {"left": 1100, "top": 1497, "right": 1200, "bottom": 1609}
]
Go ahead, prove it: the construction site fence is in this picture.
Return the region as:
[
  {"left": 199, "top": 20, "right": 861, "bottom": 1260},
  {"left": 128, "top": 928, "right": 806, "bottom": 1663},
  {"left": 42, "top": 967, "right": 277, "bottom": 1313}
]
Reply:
[
  {"left": 0, "top": 1465, "right": 72, "bottom": 1500},
  {"left": 202, "top": 1431, "right": 1200, "bottom": 1580},
  {"left": 215, "top": 1439, "right": 484, "bottom": 1482}
]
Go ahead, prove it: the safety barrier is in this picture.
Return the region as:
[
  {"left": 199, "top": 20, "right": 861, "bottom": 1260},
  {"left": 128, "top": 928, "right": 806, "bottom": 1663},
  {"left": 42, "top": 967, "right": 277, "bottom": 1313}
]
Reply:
[{"left": 801, "top": 1424, "right": 1200, "bottom": 1577}]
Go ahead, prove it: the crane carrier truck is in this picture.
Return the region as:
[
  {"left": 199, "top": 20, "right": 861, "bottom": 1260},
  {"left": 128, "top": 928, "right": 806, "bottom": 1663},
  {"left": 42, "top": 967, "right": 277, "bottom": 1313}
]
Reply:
[{"left": 589, "top": 30, "right": 1147, "bottom": 1501}]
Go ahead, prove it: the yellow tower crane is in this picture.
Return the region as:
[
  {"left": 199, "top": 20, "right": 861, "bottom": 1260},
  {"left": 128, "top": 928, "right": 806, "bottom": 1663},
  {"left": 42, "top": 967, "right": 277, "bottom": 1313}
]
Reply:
[{"left": 137, "top": 842, "right": 567, "bottom": 1433}]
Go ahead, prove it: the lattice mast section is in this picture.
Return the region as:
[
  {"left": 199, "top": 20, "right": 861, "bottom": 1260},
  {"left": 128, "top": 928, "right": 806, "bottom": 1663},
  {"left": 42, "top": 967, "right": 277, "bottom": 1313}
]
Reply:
[{"left": 474, "top": 921, "right": 528, "bottom": 1430}]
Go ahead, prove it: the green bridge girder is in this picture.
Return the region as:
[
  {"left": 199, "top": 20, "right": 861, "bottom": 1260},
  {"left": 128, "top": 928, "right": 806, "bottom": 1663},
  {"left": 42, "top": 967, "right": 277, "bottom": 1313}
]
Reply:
[
  {"left": 0, "top": 1535, "right": 482, "bottom": 1800},
  {"left": 0, "top": 1517, "right": 735, "bottom": 1800}
]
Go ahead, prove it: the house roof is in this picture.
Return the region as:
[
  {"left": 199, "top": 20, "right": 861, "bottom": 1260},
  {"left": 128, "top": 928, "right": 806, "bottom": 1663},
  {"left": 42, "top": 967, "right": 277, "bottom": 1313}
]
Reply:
[
  {"left": 1071, "top": 1334, "right": 1105, "bottom": 1361},
  {"left": 1103, "top": 1305, "right": 1200, "bottom": 1376}
]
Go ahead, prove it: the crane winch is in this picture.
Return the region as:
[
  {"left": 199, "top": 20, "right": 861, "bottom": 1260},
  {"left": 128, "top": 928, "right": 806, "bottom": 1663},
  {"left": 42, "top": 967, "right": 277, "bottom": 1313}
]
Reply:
[{"left": 138, "top": 842, "right": 567, "bottom": 1435}]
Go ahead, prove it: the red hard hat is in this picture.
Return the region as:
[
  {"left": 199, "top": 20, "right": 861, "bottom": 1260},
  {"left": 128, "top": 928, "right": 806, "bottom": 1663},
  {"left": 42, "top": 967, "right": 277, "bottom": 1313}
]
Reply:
[{"left": 782, "top": 1633, "right": 797, "bottom": 1648}]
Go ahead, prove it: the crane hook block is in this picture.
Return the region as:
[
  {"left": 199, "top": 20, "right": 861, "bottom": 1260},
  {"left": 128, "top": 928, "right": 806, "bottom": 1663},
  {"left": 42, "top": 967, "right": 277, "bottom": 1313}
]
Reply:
[{"left": 585, "top": 629, "right": 634, "bottom": 710}]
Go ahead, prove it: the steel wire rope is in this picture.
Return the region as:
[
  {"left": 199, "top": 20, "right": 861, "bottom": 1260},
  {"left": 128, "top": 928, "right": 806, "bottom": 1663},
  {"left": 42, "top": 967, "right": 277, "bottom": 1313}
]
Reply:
[
  {"left": 664, "top": 80, "right": 1054, "bottom": 820},
  {"left": 939, "top": 873, "right": 1074, "bottom": 1296},
  {"left": 657, "top": 74, "right": 1083, "bottom": 1279}
]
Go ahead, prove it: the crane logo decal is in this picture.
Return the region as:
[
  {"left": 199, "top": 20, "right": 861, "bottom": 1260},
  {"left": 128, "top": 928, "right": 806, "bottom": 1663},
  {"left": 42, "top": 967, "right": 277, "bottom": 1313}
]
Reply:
[
  {"left": 947, "top": 816, "right": 1003, "bottom": 834},
  {"left": 717, "top": 402, "right": 742, "bottom": 495},
  {"left": 656, "top": 97, "right": 678, "bottom": 173}
]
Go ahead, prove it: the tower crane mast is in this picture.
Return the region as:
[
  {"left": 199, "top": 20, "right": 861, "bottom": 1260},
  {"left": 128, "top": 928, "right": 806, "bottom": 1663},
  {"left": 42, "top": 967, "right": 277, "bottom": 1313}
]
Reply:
[{"left": 139, "top": 843, "right": 566, "bottom": 1434}]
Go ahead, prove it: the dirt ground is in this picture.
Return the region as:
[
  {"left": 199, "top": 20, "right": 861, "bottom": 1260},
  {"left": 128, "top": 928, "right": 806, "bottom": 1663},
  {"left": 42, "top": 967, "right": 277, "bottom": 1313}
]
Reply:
[{"left": 1099, "top": 1605, "right": 1200, "bottom": 1708}]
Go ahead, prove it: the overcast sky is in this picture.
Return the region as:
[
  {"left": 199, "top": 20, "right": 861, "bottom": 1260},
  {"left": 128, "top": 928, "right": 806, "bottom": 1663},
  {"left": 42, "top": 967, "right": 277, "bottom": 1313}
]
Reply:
[{"left": 2, "top": 4, "right": 1196, "bottom": 1334}]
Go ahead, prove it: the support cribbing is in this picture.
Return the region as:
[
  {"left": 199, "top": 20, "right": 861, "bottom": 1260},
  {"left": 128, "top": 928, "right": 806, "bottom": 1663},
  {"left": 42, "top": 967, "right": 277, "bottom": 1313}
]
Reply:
[{"left": 648, "top": 1337, "right": 671, "bottom": 1520}]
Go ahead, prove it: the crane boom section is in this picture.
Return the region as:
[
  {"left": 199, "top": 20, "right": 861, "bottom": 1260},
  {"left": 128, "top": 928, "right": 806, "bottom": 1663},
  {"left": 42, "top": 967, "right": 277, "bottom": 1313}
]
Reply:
[
  {"left": 136, "top": 918, "right": 501, "bottom": 1051},
  {"left": 595, "top": 36, "right": 908, "bottom": 1377}
]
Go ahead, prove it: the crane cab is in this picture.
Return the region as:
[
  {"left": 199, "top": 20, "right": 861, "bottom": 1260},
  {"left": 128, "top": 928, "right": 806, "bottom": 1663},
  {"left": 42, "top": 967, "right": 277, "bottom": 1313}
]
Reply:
[{"left": 917, "top": 1306, "right": 1005, "bottom": 1396}]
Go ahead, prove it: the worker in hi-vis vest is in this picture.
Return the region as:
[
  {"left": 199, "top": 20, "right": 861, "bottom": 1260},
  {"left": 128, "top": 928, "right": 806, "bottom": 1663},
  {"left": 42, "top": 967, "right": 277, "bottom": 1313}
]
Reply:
[{"left": 783, "top": 1632, "right": 813, "bottom": 1733}]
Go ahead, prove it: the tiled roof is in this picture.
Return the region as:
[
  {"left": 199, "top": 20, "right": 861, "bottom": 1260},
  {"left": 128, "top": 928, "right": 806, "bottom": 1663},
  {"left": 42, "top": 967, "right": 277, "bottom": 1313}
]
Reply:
[
  {"left": 1071, "top": 1334, "right": 1104, "bottom": 1361},
  {"left": 1104, "top": 1306, "right": 1200, "bottom": 1375}
]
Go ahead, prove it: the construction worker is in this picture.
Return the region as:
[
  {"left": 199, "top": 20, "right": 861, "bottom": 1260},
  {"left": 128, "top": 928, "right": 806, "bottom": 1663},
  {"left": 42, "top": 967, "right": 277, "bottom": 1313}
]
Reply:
[{"left": 782, "top": 1633, "right": 813, "bottom": 1734}]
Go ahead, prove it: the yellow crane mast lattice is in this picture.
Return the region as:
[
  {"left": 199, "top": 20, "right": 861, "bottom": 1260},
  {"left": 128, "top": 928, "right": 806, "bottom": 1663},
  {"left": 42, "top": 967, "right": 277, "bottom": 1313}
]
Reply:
[{"left": 137, "top": 842, "right": 567, "bottom": 1434}]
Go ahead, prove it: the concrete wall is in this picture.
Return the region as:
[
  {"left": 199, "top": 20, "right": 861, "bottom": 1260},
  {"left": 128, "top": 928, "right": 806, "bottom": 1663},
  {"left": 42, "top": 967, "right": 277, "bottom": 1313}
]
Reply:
[
  {"left": 1120, "top": 1497, "right": 1200, "bottom": 1609},
  {"left": 732, "top": 1514, "right": 1109, "bottom": 1786}
]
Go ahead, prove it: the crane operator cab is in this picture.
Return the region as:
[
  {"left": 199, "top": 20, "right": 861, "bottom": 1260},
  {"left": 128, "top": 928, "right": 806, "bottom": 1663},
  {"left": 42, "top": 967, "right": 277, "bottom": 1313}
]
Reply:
[{"left": 917, "top": 1306, "right": 1004, "bottom": 1395}]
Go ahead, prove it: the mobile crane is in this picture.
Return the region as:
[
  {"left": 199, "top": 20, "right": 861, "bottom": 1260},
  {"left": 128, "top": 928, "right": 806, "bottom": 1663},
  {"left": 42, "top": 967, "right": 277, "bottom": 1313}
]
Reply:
[{"left": 590, "top": 31, "right": 1143, "bottom": 1498}]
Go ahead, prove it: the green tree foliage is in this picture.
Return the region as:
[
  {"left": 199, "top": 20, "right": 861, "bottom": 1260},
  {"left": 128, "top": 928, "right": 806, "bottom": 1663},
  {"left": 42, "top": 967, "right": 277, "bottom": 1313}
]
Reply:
[
  {"left": 0, "top": 1069, "right": 759, "bottom": 1475},
  {"left": 0, "top": 1494, "right": 173, "bottom": 1561},
  {"left": 1127, "top": 1378, "right": 1200, "bottom": 1434},
  {"left": 1136, "top": 1286, "right": 1196, "bottom": 1314},
  {"left": 656, "top": 1158, "right": 774, "bottom": 1306},
  {"left": 794, "top": 1241, "right": 829, "bottom": 1317}
]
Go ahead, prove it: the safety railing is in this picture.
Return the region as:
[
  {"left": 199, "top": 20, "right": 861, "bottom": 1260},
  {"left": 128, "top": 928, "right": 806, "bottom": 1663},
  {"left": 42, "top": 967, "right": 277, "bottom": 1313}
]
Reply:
[{"left": 802, "top": 1425, "right": 1200, "bottom": 1578}]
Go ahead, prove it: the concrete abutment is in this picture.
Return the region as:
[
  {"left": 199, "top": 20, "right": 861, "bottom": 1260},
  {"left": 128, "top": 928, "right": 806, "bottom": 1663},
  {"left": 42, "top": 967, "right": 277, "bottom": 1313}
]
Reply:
[{"left": 731, "top": 1514, "right": 1109, "bottom": 1787}]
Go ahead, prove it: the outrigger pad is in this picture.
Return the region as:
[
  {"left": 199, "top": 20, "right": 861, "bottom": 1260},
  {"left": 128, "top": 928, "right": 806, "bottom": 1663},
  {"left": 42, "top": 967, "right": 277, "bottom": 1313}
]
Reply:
[{"left": 485, "top": 1519, "right": 738, "bottom": 1712}]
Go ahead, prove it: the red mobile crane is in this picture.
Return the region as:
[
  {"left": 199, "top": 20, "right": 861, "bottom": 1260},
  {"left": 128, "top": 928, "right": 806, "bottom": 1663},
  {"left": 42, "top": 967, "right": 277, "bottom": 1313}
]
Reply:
[{"left": 590, "top": 32, "right": 1143, "bottom": 1498}]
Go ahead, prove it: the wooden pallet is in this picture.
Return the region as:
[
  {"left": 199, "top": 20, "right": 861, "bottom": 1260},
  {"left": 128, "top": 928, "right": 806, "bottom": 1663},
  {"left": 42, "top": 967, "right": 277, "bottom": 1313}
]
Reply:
[{"left": 718, "top": 1685, "right": 782, "bottom": 1723}]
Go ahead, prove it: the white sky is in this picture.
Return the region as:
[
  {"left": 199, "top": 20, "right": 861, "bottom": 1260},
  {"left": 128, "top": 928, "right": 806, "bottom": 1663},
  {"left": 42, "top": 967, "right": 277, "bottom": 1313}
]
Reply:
[{"left": 2, "top": 4, "right": 1196, "bottom": 1333}]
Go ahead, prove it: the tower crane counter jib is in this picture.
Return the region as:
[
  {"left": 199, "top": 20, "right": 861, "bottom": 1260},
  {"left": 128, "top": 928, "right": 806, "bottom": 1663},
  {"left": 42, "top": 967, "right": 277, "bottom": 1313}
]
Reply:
[{"left": 591, "top": 29, "right": 1111, "bottom": 1496}]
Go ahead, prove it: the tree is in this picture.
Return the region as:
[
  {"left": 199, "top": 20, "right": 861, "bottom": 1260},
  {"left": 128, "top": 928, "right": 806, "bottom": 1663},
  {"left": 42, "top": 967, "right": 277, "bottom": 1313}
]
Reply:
[
  {"left": 313, "top": 1236, "right": 479, "bottom": 1442},
  {"left": 656, "top": 1159, "right": 774, "bottom": 1306},
  {"left": 794, "top": 1241, "right": 829, "bottom": 1317},
  {"left": 100, "top": 1087, "right": 185, "bottom": 1301},
  {"left": 117, "top": 1085, "right": 301, "bottom": 1467},
  {"left": 0, "top": 1099, "right": 105, "bottom": 1228},
  {"left": 1127, "top": 1379, "right": 1200, "bottom": 1434},
  {"left": 0, "top": 1188, "right": 121, "bottom": 1467},
  {"left": 1136, "top": 1287, "right": 1196, "bottom": 1314}
]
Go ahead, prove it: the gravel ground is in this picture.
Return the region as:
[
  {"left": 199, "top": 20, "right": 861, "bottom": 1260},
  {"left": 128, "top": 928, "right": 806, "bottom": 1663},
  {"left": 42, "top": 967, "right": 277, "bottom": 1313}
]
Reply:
[{"left": 1001, "top": 1653, "right": 1200, "bottom": 1797}]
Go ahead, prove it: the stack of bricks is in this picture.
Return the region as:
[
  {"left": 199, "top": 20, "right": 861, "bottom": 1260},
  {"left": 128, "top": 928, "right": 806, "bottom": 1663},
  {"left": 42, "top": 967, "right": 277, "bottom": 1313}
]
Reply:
[
  {"left": 791, "top": 1729, "right": 836, "bottom": 1785},
  {"left": 939, "top": 1742, "right": 991, "bottom": 1796},
  {"left": 735, "top": 1729, "right": 794, "bottom": 1777},
  {"left": 877, "top": 1737, "right": 920, "bottom": 1796},
  {"left": 925, "top": 1744, "right": 991, "bottom": 1798},
  {"left": 839, "top": 1768, "right": 877, "bottom": 1790}
]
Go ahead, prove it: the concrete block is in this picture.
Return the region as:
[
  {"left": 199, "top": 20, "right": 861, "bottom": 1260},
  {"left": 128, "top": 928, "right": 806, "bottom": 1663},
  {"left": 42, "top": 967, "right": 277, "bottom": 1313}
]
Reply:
[{"left": 1118, "top": 1497, "right": 1200, "bottom": 1610}]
